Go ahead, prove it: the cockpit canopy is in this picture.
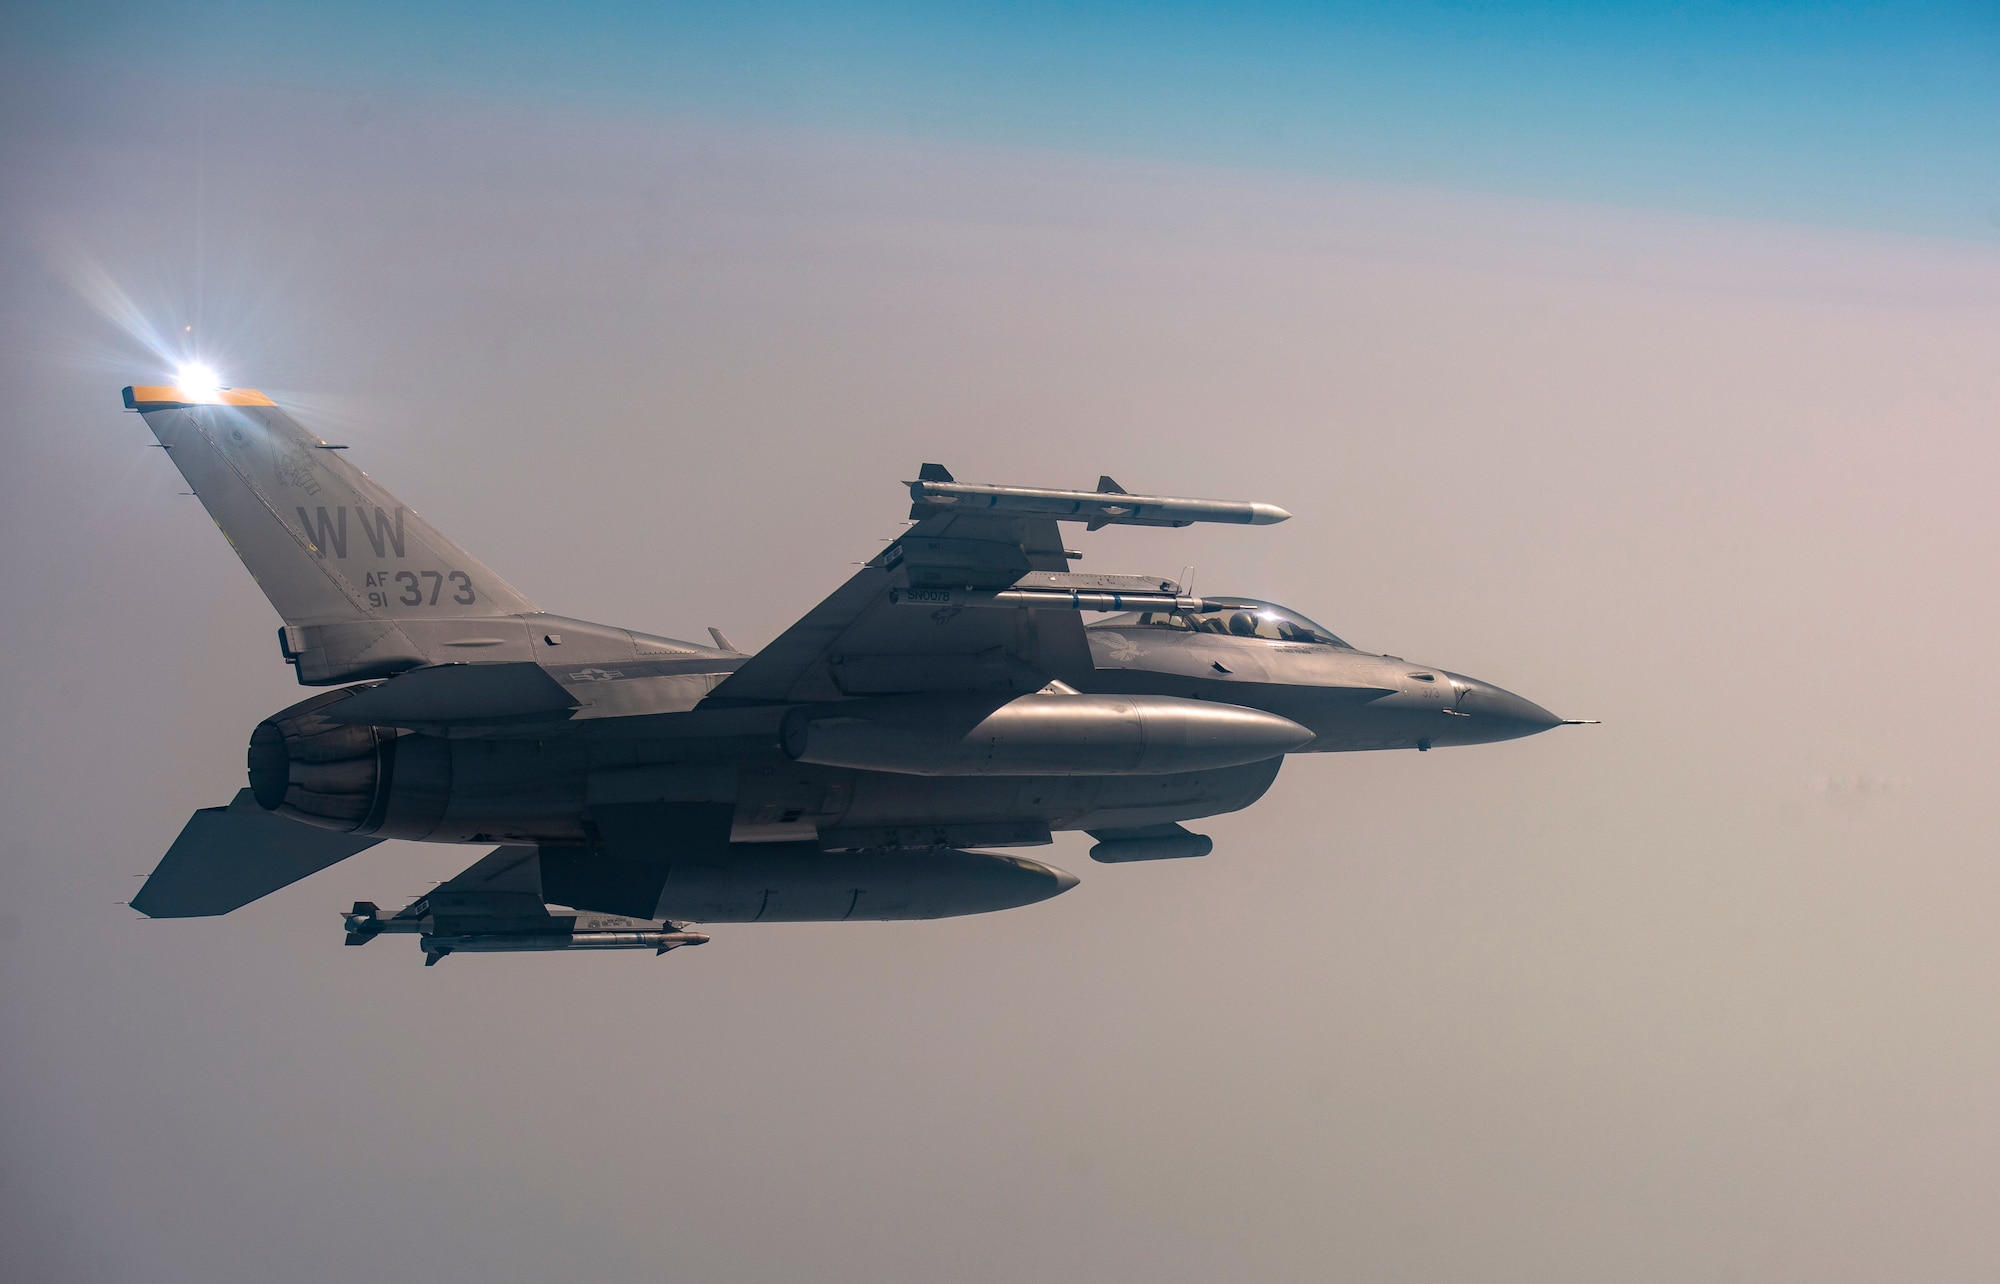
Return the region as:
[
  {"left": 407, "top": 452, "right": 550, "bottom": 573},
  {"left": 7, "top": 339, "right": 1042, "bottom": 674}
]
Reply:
[{"left": 1089, "top": 598, "right": 1352, "bottom": 648}]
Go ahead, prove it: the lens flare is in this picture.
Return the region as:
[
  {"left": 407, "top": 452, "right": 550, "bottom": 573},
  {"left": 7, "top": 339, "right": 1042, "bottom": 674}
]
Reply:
[{"left": 176, "top": 362, "right": 222, "bottom": 399}]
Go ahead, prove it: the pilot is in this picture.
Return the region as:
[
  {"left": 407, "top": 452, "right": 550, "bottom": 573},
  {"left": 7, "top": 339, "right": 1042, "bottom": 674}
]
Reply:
[{"left": 1229, "top": 611, "right": 1259, "bottom": 637}]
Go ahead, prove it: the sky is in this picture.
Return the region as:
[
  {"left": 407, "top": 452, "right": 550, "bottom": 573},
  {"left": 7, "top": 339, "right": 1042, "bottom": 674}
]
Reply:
[
  {"left": 7, "top": 1, "right": 1998, "bottom": 239},
  {"left": 3, "top": 5, "right": 1999, "bottom": 1282}
]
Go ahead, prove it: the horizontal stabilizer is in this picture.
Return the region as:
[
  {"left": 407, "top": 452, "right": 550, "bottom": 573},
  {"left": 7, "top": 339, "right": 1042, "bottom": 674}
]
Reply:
[{"left": 134, "top": 790, "right": 382, "bottom": 918}]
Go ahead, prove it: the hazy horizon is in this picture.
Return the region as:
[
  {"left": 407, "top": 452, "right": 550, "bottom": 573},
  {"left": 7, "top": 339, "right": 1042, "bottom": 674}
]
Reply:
[{"left": 4, "top": 16, "right": 1999, "bottom": 1282}]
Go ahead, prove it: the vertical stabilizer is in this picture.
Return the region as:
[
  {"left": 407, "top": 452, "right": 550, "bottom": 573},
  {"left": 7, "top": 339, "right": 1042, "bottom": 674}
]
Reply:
[{"left": 126, "top": 384, "right": 538, "bottom": 682}]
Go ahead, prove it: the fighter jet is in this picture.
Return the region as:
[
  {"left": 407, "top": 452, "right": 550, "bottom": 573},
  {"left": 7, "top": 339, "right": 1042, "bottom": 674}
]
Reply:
[{"left": 123, "top": 379, "right": 1588, "bottom": 964}]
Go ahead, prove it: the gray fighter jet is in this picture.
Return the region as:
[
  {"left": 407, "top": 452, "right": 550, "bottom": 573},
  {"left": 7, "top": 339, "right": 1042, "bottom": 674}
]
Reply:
[{"left": 124, "top": 381, "right": 1588, "bottom": 963}]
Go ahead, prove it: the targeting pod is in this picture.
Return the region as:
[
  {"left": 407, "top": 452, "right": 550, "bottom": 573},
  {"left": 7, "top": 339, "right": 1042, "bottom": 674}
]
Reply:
[{"left": 1087, "top": 823, "right": 1215, "bottom": 862}]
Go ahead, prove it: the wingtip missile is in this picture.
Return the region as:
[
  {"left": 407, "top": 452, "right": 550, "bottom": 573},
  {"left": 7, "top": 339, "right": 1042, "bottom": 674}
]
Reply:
[{"left": 905, "top": 471, "right": 1290, "bottom": 529}]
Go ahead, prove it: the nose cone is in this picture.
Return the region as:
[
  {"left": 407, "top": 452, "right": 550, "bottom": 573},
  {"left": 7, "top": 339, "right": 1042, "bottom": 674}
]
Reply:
[
  {"left": 1009, "top": 857, "right": 1080, "bottom": 901},
  {"left": 1007, "top": 856, "right": 1080, "bottom": 896},
  {"left": 1446, "top": 675, "right": 1564, "bottom": 743}
]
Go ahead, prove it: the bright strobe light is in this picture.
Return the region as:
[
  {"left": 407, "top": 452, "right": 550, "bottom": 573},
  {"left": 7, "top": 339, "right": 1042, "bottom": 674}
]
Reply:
[{"left": 176, "top": 362, "right": 222, "bottom": 399}]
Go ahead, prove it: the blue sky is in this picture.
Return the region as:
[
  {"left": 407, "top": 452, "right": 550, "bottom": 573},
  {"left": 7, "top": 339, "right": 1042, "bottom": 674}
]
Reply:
[{"left": 10, "top": 1, "right": 1998, "bottom": 238}]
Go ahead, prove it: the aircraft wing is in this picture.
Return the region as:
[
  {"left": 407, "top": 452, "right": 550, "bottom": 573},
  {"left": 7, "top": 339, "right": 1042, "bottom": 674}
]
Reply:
[
  {"left": 702, "top": 464, "right": 1289, "bottom": 707},
  {"left": 133, "top": 790, "right": 383, "bottom": 918},
  {"left": 702, "top": 508, "right": 1092, "bottom": 704}
]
